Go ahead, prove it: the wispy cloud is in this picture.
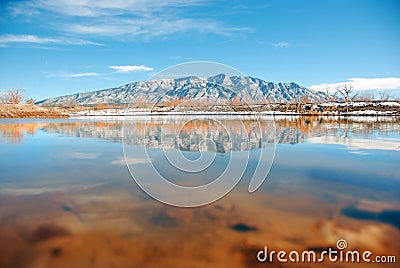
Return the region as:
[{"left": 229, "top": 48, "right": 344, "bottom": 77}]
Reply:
[
  {"left": 0, "top": 34, "right": 102, "bottom": 46},
  {"left": 273, "top": 42, "right": 290, "bottom": 48},
  {"left": 310, "top": 77, "right": 400, "bottom": 92},
  {"left": 61, "top": 72, "right": 100, "bottom": 78},
  {"left": 7, "top": 0, "right": 251, "bottom": 41},
  {"left": 47, "top": 66, "right": 151, "bottom": 78},
  {"left": 62, "top": 18, "right": 248, "bottom": 39},
  {"left": 0, "top": 34, "right": 59, "bottom": 44},
  {"left": 109, "top": 65, "right": 153, "bottom": 73},
  {"left": 10, "top": 0, "right": 209, "bottom": 17},
  {"left": 46, "top": 71, "right": 101, "bottom": 78}
]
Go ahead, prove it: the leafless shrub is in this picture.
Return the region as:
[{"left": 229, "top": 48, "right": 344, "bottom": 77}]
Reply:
[
  {"left": 0, "top": 89, "right": 24, "bottom": 105},
  {"left": 354, "top": 91, "right": 374, "bottom": 102},
  {"left": 336, "top": 84, "right": 354, "bottom": 114},
  {"left": 336, "top": 84, "right": 354, "bottom": 102},
  {"left": 65, "top": 99, "right": 78, "bottom": 108},
  {"left": 25, "top": 98, "right": 36, "bottom": 105},
  {"left": 378, "top": 91, "right": 394, "bottom": 101}
]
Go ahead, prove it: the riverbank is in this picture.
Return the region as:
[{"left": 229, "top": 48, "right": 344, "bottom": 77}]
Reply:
[
  {"left": 65, "top": 101, "right": 400, "bottom": 117},
  {"left": 0, "top": 104, "right": 68, "bottom": 118},
  {"left": 2, "top": 101, "right": 400, "bottom": 118}
]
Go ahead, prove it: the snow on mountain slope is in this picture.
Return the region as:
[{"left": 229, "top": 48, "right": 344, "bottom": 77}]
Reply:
[{"left": 36, "top": 74, "right": 327, "bottom": 106}]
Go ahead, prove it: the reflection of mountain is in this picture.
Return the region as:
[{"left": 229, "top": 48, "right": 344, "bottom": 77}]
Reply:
[
  {"left": 133, "top": 119, "right": 276, "bottom": 153},
  {"left": 1, "top": 117, "right": 399, "bottom": 152}
]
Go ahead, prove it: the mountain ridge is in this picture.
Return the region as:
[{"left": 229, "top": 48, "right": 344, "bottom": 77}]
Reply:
[{"left": 36, "top": 74, "right": 328, "bottom": 106}]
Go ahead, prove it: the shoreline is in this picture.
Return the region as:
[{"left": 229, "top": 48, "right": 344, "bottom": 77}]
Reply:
[
  {"left": 0, "top": 104, "right": 68, "bottom": 118},
  {"left": 65, "top": 101, "right": 400, "bottom": 117},
  {"left": 1, "top": 102, "right": 400, "bottom": 118},
  {"left": 68, "top": 111, "right": 400, "bottom": 117}
]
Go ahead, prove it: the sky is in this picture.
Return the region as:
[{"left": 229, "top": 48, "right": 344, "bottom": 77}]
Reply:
[{"left": 0, "top": 0, "right": 399, "bottom": 100}]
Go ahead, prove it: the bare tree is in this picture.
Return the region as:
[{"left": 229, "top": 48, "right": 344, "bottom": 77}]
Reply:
[
  {"left": 323, "top": 87, "right": 330, "bottom": 96},
  {"left": 65, "top": 99, "right": 78, "bottom": 108},
  {"left": 25, "top": 98, "right": 36, "bottom": 105},
  {"left": 336, "top": 84, "right": 354, "bottom": 114},
  {"left": 378, "top": 91, "right": 393, "bottom": 101},
  {"left": 323, "top": 87, "right": 333, "bottom": 102},
  {"left": 351, "top": 92, "right": 359, "bottom": 102},
  {"left": 0, "top": 89, "right": 24, "bottom": 105},
  {"left": 356, "top": 90, "right": 374, "bottom": 102},
  {"left": 336, "top": 84, "right": 353, "bottom": 101},
  {"left": 10, "top": 89, "right": 23, "bottom": 104},
  {"left": 0, "top": 93, "right": 5, "bottom": 104}
]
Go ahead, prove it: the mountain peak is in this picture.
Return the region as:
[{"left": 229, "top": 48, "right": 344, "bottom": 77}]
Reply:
[{"left": 37, "top": 75, "right": 327, "bottom": 106}]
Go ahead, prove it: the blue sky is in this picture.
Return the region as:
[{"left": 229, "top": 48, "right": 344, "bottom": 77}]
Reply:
[{"left": 0, "top": 0, "right": 399, "bottom": 100}]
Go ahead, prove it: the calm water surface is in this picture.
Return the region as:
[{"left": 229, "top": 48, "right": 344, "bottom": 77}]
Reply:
[{"left": 0, "top": 116, "right": 399, "bottom": 267}]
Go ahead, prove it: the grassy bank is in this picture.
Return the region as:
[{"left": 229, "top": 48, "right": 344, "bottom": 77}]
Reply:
[{"left": 0, "top": 104, "right": 68, "bottom": 118}]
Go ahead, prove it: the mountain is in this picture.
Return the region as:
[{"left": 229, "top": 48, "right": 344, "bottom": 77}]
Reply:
[{"left": 36, "top": 74, "right": 327, "bottom": 106}]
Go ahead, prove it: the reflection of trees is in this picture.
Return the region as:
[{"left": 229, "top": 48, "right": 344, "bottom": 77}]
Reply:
[
  {"left": 1, "top": 117, "right": 399, "bottom": 150},
  {"left": 0, "top": 123, "right": 39, "bottom": 144}
]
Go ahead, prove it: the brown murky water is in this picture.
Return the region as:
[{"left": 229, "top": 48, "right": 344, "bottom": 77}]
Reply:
[{"left": 0, "top": 116, "right": 399, "bottom": 267}]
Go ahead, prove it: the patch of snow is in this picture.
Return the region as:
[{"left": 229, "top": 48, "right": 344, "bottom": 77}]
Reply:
[{"left": 378, "top": 101, "right": 400, "bottom": 107}]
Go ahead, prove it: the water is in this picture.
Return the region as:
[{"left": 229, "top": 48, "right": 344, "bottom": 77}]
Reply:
[{"left": 0, "top": 116, "right": 399, "bottom": 267}]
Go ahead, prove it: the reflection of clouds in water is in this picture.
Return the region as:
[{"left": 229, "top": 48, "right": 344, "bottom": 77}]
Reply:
[
  {"left": 112, "top": 157, "right": 150, "bottom": 166},
  {"left": 1, "top": 117, "right": 399, "bottom": 264},
  {"left": 73, "top": 152, "right": 101, "bottom": 159},
  {"left": 312, "top": 219, "right": 387, "bottom": 252},
  {"left": 348, "top": 149, "right": 370, "bottom": 155},
  {"left": 307, "top": 136, "right": 400, "bottom": 152},
  {"left": 0, "top": 182, "right": 107, "bottom": 195}
]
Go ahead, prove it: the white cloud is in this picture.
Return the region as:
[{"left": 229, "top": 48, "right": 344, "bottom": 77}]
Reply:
[
  {"left": 64, "top": 72, "right": 100, "bottom": 78},
  {"left": 49, "top": 72, "right": 100, "bottom": 78},
  {"left": 310, "top": 77, "right": 400, "bottom": 92},
  {"left": 62, "top": 17, "right": 249, "bottom": 39},
  {"left": 11, "top": 0, "right": 209, "bottom": 17},
  {"left": 273, "top": 42, "right": 289, "bottom": 48},
  {"left": 0, "top": 34, "right": 59, "bottom": 44},
  {"left": 0, "top": 34, "right": 102, "bottom": 46},
  {"left": 7, "top": 0, "right": 251, "bottom": 40},
  {"left": 109, "top": 65, "right": 153, "bottom": 73}
]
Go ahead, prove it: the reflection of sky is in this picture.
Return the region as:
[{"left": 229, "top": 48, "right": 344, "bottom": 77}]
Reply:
[
  {"left": 0, "top": 130, "right": 132, "bottom": 192},
  {"left": 263, "top": 144, "right": 400, "bottom": 196},
  {"left": 306, "top": 136, "right": 400, "bottom": 152},
  {"left": 1, "top": 118, "right": 399, "bottom": 266},
  {"left": 1, "top": 119, "right": 399, "bottom": 204}
]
